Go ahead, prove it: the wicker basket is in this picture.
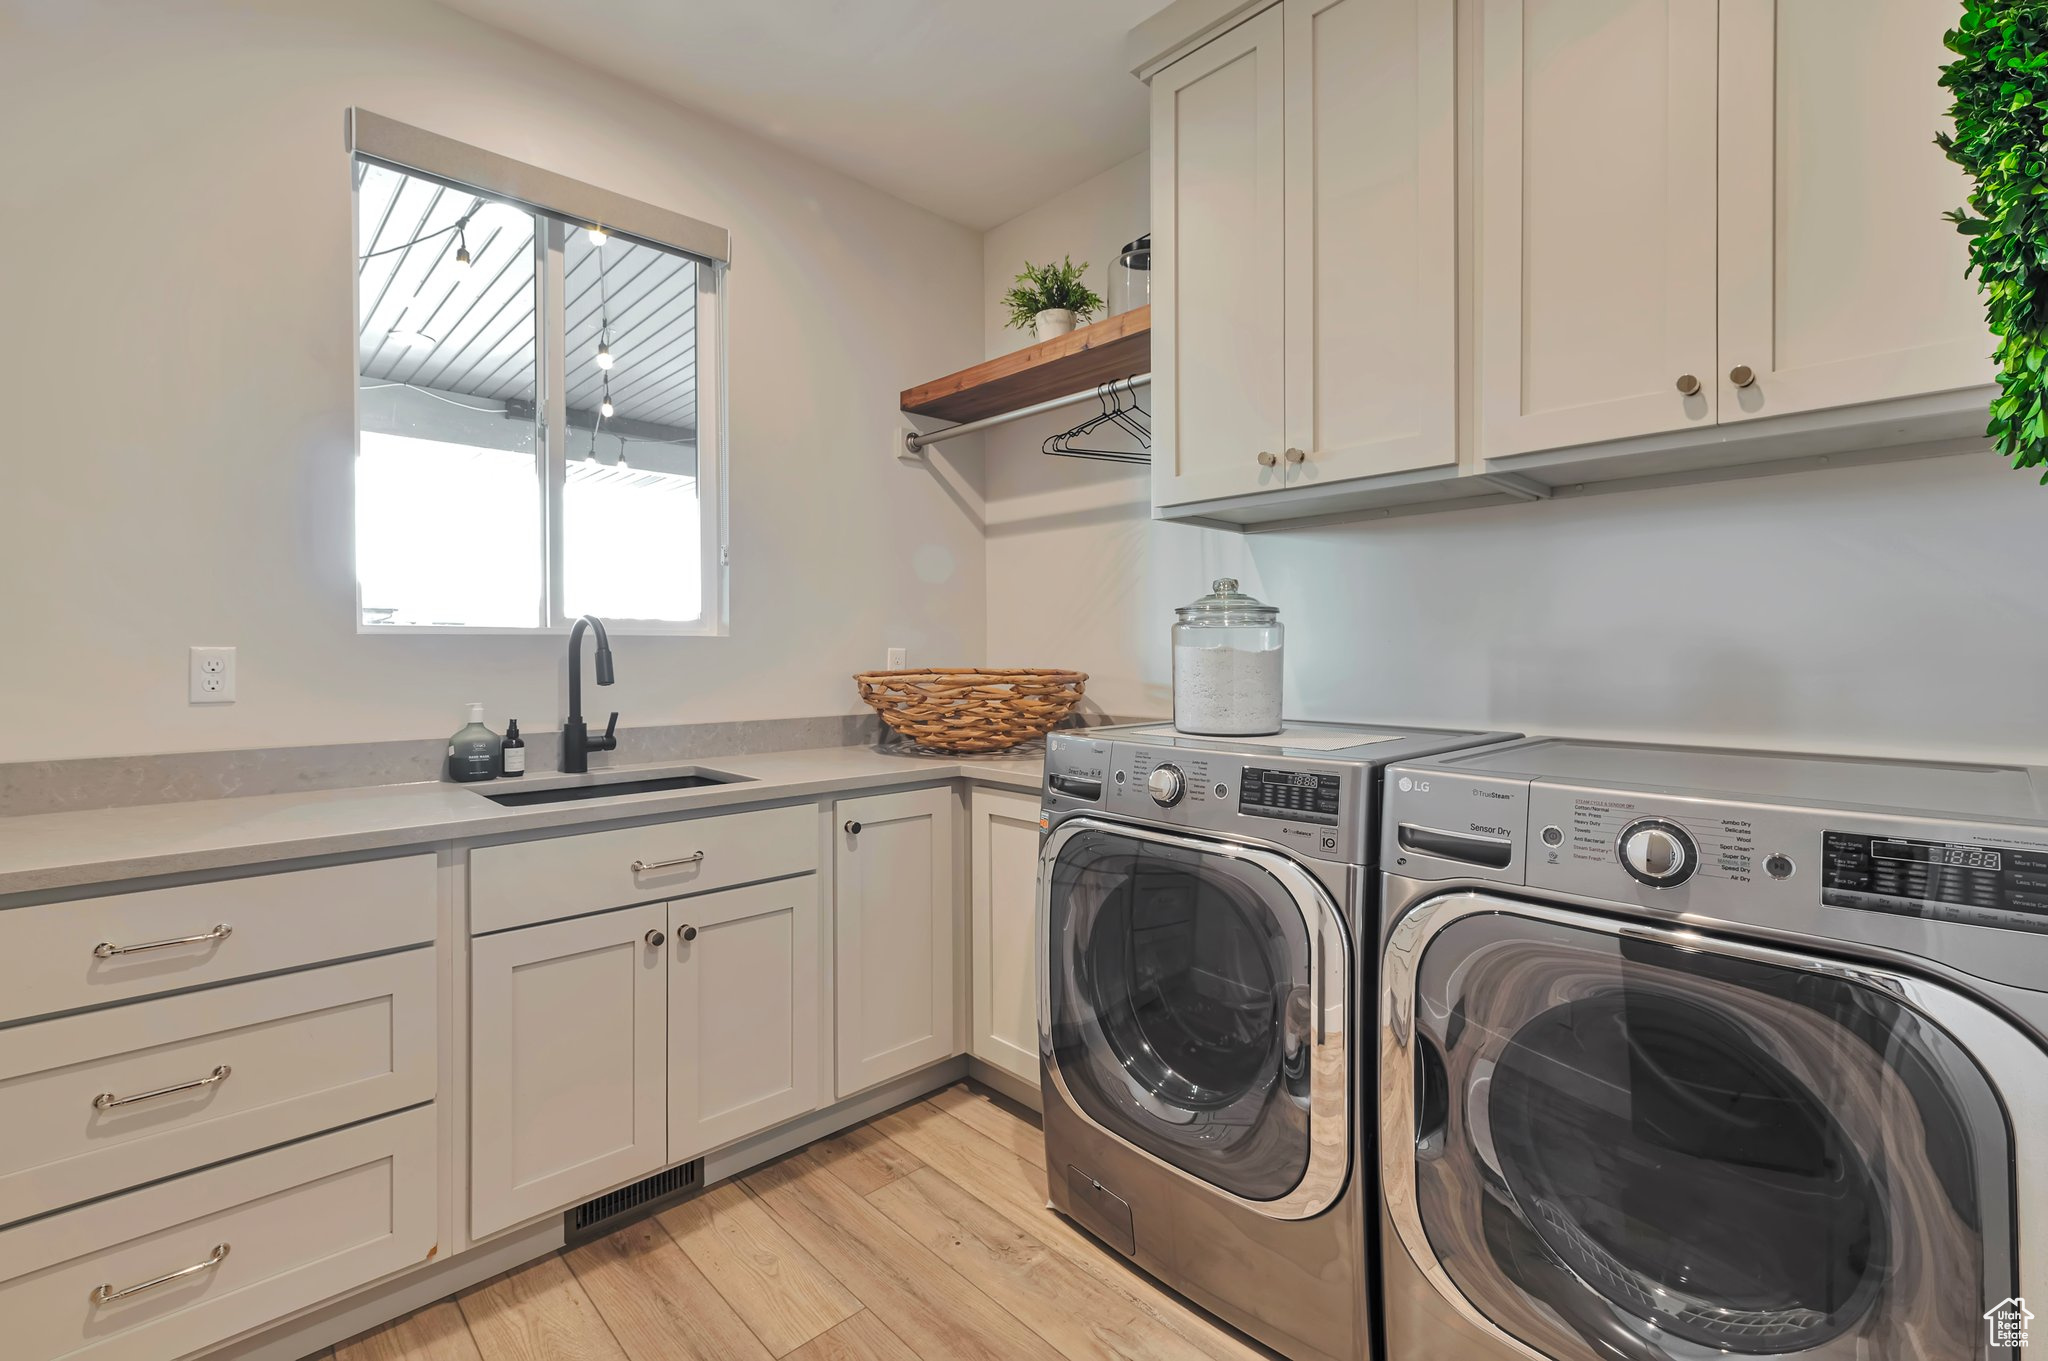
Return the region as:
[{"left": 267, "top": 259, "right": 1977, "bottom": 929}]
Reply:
[{"left": 853, "top": 668, "right": 1088, "bottom": 753}]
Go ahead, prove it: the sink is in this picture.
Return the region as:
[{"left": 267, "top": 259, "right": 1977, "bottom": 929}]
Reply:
[{"left": 477, "top": 770, "right": 748, "bottom": 807}]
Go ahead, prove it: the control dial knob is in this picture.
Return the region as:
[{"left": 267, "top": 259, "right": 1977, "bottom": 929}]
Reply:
[
  {"left": 1147, "top": 763, "right": 1186, "bottom": 807},
  {"left": 1617, "top": 818, "right": 1697, "bottom": 888}
]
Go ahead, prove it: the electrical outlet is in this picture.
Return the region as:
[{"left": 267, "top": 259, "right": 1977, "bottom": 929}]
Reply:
[
  {"left": 886, "top": 647, "right": 907, "bottom": 669},
  {"left": 189, "top": 646, "right": 236, "bottom": 704}
]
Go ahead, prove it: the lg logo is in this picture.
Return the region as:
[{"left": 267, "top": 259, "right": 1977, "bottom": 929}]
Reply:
[{"left": 1397, "top": 776, "right": 1429, "bottom": 794}]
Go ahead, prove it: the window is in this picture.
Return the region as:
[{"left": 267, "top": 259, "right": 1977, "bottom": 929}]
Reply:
[{"left": 349, "top": 113, "right": 726, "bottom": 633}]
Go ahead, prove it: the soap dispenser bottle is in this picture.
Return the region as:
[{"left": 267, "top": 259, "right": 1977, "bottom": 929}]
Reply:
[
  {"left": 500, "top": 720, "right": 526, "bottom": 777},
  {"left": 448, "top": 703, "right": 502, "bottom": 782}
]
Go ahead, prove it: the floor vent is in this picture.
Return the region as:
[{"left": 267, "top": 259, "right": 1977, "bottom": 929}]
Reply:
[{"left": 565, "top": 1160, "right": 703, "bottom": 1245}]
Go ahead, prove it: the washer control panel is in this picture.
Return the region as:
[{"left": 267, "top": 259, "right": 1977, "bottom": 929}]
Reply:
[
  {"left": 1239, "top": 767, "right": 1342, "bottom": 825},
  {"left": 1822, "top": 832, "right": 2048, "bottom": 934}
]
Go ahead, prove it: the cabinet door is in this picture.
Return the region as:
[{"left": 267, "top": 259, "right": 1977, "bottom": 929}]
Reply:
[
  {"left": 1152, "top": 4, "right": 1288, "bottom": 506},
  {"left": 1478, "top": 0, "right": 1720, "bottom": 457},
  {"left": 1717, "top": 0, "right": 1994, "bottom": 420},
  {"left": 834, "top": 787, "right": 957, "bottom": 1097},
  {"left": 668, "top": 878, "right": 821, "bottom": 1162},
  {"left": 470, "top": 905, "right": 666, "bottom": 1238},
  {"left": 1283, "top": 0, "right": 1457, "bottom": 487},
  {"left": 969, "top": 788, "right": 1044, "bottom": 1087}
]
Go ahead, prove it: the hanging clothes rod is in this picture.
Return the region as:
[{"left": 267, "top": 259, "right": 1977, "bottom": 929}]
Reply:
[{"left": 904, "top": 373, "right": 1152, "bottom": 454}]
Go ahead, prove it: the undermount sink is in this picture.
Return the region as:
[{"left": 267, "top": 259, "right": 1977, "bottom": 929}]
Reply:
[{"left": 477, "top": 770, "right": 748, "bottom": 807}]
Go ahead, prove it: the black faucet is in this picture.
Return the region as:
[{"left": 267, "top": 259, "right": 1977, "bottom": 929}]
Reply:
[{"left": 561, "top": 615, "right": 619, "bottom": 774}]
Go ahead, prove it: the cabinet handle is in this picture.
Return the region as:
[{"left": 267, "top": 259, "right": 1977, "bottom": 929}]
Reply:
[
  {"left": 678, "top": 925, "right": 698, "bottom": 943},
  {"left": 631, "top": 852, "right": 704, "bottom": 873},
  {"left": 93, "top": 923, "right": 232, "bottom": 959},
  {"left": 1674, "top": 374, "right": 1701, "bottom": 397},
  {"left": 644, "top": 929, "right": 666, "bottom": 948},
  {"left": 91, "top": 1244, "right": 230, "bottom": 1304},
  {"left": 1256, "top": 450, "right": 1278, "bottom": 467},
  {"left": 1729, "top": 364, "right": 1757, "bottom": 388},
  {"left": 843, "top": 820, "right": 862, "bottom": 835},
  {"left": 93, "top": 1064, "right": 231, "bottom": 1111},
  {"left": 1283, "top": 447, "right": 1306, "bottom": 465}
]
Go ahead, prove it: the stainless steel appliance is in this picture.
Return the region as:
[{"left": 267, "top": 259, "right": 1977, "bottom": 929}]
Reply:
[
  {"left": 1039, "top": 720, "right": 1517, "bottom": 1361},
  {"left": 1378, "top": 738, "right": 2048, "bottom": 1361}
]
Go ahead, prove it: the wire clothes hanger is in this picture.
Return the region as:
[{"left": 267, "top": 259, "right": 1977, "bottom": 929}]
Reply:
[{"left": 1043, "top": 377, "right": 1151, "bottom": 464}]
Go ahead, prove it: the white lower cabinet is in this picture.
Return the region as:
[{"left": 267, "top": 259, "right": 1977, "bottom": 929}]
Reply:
[
  {"left": 0, "top": 1105, "right": 435, "bottom": 1361},
  {"left": 833, "top": 787, "right": 959, "bottom": 1097},
  {"left": 469, "top": 904, "right": 668, "bottom": 1239},
  {"left": 969, "top": 788, "right": 1044, "bottom": 1088},
  {"left": 668, "top": 877, "right": 822, "bottom": 1162}
]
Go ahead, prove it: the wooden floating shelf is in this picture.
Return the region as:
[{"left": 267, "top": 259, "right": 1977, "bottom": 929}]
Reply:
[{"left": 900, "top": 306, "right": 1150, "bottom": 425}]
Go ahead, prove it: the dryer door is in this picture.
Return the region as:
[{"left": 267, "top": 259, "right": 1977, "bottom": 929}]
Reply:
[
  {"left": 1382, "top": 892, "right": 2026, "bottom": 1361},
  {"left": 1041, "top": 819, "right": 1350, "bottom": 1219}
]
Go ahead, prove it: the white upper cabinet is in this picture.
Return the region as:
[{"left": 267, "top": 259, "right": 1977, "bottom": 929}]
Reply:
[
  {"left": 1716, "top": 0, "right": 1995, "bottom": 420},
  {"left": 1284, "top": 0, "right": 1458, "bottom": 487},
  {"left": 1478, "top": 0, "right": 1721, "bottom": 458},
  {"left": 1152, "top": 4, "right": 1289, "bottom": 506}
]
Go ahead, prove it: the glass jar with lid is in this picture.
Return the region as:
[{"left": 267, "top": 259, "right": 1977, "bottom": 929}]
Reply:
[{"left": 1172, "top": 578, "right": 1284, "bottom": 736}]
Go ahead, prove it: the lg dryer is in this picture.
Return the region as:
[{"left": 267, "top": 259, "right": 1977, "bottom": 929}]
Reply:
[{"left": 1379, "top": 738, "right": 2048, "bottom": 1361}]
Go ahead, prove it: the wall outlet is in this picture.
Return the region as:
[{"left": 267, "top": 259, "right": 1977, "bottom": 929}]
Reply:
[
  {"left": 189, "top": 646, "right": 236, "bottom": 703},
  {"left": 886, "top": 647, "right": 907, "bottom": 669}
]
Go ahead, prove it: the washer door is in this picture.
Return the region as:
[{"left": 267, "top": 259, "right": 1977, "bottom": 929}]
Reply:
[
  {"left": 1382, "top": 893, "right": 2022, "bottom": 1361},
  {"left": 1041, "top": 820, "right": 1350, "bottom": 1218}
]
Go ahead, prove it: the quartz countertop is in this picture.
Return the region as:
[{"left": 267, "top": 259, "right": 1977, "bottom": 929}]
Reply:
[{"left": 0, "top": 745, "right": 1046, "bottom": 899}]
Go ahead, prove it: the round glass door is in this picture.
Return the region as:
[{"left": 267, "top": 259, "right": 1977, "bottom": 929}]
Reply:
[
  {"left": 1397, "top": 904, "right": 2014, "bottom": 1361},
  {"left": 1044, "top": 824, "right": 1338, "bottom": 1205}
]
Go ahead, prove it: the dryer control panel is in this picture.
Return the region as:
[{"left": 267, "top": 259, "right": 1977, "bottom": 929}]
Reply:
[{"left": 1822, "top": 832, "right": 2048, "bottom": 934}]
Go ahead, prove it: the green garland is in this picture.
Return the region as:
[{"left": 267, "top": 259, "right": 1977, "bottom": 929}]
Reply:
[{"left": 1940, "top": 0, "right": 2048, "bottom": 476}]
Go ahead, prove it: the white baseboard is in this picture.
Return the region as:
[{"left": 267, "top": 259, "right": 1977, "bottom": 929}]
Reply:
[
  {"left": 966, "top": 1056, "right": 1043, "bottom": 1114},
  {"left": 703, "top": 1055, "right": 968, "bottom": 1183},
  {"left": 204, "top": 1219, "right": 562, "bottom": 1361}
]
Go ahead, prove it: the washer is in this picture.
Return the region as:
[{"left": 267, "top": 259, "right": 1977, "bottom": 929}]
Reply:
[
  {"left": 1039, "top": 720, "right": 1517, "bottom": 1361},
  {"left": 1378, "top": 738, "right": 2048, "bottom": 1361}
]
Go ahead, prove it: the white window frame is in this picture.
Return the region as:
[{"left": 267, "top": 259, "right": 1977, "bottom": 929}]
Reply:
[{"left": 347, "top": 109, "right": 730, "bottom": 637}]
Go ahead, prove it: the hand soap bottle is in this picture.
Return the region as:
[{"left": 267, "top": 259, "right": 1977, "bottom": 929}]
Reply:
[
  {"left": 448, "top": 703, "right": 502, "bottom": 782},
  {"left": 501, "top": 720, "right": 526, "bottom": 777}
]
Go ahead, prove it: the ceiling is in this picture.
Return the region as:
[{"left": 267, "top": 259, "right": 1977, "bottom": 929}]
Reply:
[
  {"left": 436, "top": 0, "right": 1169, "bottom": 230},
  {"left": 357, "top": 162, "right": 698, "bottom": 439}
]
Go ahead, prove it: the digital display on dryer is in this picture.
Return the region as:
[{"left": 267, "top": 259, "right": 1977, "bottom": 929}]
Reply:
[
  {"left": 1823, "top": 831, "right": 2048, "bottom": 933},
  {"left": 1239, "top": 768, "right": 1341, "bottom": 825}
]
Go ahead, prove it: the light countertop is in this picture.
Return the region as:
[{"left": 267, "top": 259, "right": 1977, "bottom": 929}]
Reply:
[{"left": 0, "top": 745, "right": 1046, "bottom": 899}]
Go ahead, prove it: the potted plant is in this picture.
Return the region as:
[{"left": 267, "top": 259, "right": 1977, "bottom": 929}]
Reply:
[{"left": 1003, "top": 256, "right": 1105, "bottom": 342}]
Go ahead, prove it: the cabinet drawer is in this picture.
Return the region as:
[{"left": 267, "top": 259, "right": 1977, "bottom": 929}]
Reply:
[
  {"left": 0, "top": 854, "right": 436, "bottom": 1025},
  {"left": 470, "top": 803, "right": 817, "bottom": 935},
  {"left": 0, "top": 1105, "right": 436, "bottom": 1361},
  {"left": 0, "top": 949, "right": 436, "bottom": 1227}
]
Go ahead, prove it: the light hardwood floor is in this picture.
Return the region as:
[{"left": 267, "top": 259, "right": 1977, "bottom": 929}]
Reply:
[{"left": 319, "top": 1084, "right": 1276, "bottom": 1361}]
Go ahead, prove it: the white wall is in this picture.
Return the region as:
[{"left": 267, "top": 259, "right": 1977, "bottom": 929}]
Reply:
[
  {"left": 982, "top": 163, "right": 2048, "bottom": 766},
  {"left": 0, "top": 0, "right": 986, "bottom": 763}
]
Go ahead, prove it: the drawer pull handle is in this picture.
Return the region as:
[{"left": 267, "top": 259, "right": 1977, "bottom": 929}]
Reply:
[
  {"left": 93, "top": 923, "right": 232, "bottom": 959},
  {"left": 91, "top": 1243, "right": 230, "bottom": 1304},
  {"left": 631, "top": 852, "right": 704, "bottom": 873},
  {"left": 94, "top": 1064, "right": 232, "bottom": 1111}
]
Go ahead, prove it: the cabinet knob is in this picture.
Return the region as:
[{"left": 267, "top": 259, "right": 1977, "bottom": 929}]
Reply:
[
  {"left": 1256, "top": 450, "right": 1278, "bottom": 467},
  {"left": 679, "top": 925, "right": 698, "bottom": 943},
  {"left": 644, "top": 929, "right": 665, "bottom": 948},
  {"left": 1730, "top": 364, "right": 1756, "bottom": 388},
  {"left": 1283, "top": 447, "right": 1305, "bottom": 465},
  {"left": 1675, "top": 374, "right": 1701, "bottom": 396},
  {"left": 843, "top": 819, "right": 862, "bottom": 836}
]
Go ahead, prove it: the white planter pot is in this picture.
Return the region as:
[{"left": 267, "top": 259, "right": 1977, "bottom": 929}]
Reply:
[{"left": 1033, "top": 308, "right": 1077, "bottom": 342}]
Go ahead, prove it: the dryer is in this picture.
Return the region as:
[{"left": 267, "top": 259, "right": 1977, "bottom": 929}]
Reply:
[
  {"left": 1378, "top": 738, "right": 2048, "bottom": 1361},
  {"left": 1038, "top": 720, "right": 1516, "bottom": 1361}
]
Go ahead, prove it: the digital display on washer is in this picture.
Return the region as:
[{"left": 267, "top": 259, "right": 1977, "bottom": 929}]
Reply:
[
  {"left": 1238, "top": 767, "right": 1341, "bottom": 825},
  {"left": 1822, "top": 831, "right": 2048, "bottom": 933}
]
